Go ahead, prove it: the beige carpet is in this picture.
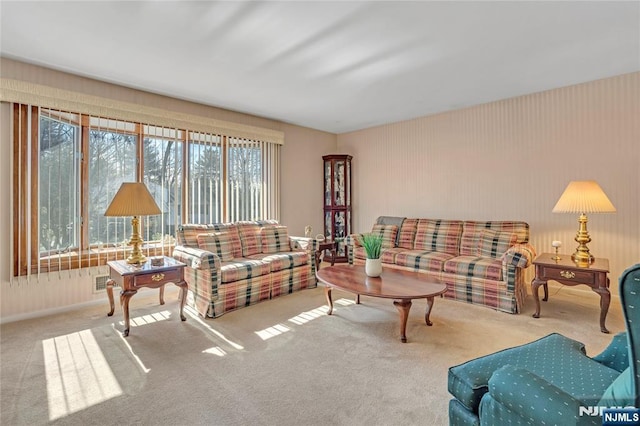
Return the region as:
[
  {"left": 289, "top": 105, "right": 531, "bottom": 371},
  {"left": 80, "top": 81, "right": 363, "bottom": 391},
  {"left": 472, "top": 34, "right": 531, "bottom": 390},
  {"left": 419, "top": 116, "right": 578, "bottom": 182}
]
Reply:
[{"left": 0, "top": 278, "right": 625, "bottom": 426}]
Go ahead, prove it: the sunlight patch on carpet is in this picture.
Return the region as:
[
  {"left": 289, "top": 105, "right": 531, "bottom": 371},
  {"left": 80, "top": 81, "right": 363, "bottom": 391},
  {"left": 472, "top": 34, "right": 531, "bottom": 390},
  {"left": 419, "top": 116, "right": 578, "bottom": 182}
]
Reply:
[
  {"left": 256, "top": 299, "right": 356, "bottom": 340},
  {"left": 255, "top": 323, "right": 291, "bottom": 340},
  {"left": 113, "top": 324, "right": 150, "bottom": 374},
  {"left": 203, "top": 346, "right": 227, "bottom": 357},
  {"left": 288, "top": 306, "right": 326, "bottom": 325},
  {"left": 118, "top": 310, "right": 171, "bottom": 328},
  {"left": 184, "top": 306, "right": 244, "bottom": 350},
  {"left": 43, "top": 329, "right": 122, "bottom": 421}
]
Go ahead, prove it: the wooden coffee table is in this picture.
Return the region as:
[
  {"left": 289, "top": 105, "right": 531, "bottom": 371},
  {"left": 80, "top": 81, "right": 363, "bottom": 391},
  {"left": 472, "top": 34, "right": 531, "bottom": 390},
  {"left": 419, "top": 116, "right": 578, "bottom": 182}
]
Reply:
[{"left": 316, "top": 264, "right": 447, "bottom": 342}]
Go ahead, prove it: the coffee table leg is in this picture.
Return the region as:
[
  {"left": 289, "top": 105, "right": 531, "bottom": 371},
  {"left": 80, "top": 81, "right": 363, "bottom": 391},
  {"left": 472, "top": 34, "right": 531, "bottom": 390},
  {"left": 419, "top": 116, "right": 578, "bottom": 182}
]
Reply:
[
  {"left": 325, "top": 286, "right": 334, "bottom": 315},
  {"left": 425, "top": 296, "right": 437, "bottom": 326},
  {"left": 393, "top": 299, "right": 412, "bottom": 343}
]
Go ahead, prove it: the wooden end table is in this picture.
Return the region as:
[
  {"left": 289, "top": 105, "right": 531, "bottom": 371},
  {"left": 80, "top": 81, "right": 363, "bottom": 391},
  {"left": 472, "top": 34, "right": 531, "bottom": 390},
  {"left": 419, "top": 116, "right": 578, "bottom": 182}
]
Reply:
[
  {"left": 106, "top": 256, "right": 187, "bottom": 337},
  {"left": 315, "top": 240, "right": 337, "bottom": 270},
  {"left": 531, "top": 253, "right": 610, "bottom": 333}
]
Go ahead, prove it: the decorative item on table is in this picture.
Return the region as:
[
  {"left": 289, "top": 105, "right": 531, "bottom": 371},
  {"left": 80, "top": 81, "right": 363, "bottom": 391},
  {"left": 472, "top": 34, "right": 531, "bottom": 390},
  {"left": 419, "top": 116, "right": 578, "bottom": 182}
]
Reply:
[
  {"left": 358, "top": 233, "right": 383, "bottom": 277},
  {"left": 104, "top": 182, "right": 161, "bottom": 265},
  {"left": 315, "top": 234, "right": 325, "bottom": 241},
  {"left": 304, "top": 225, "right": 312, "bottom": 238},
  {"left": 551, "top": 241, "right": 562, "bottom": 261},
  {"left": 150, "top": 256, "right": 164, "bottom": 267},
  {"left": 552, "top": 180, "right": 616, "bottom": 267}
]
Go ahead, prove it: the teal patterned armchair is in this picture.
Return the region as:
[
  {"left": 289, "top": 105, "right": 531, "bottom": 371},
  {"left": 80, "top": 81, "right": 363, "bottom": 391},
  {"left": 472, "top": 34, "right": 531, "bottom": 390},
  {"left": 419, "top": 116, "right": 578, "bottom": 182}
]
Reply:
[{"left": 448, "top": 263, "right": 640, "bottom": 425}]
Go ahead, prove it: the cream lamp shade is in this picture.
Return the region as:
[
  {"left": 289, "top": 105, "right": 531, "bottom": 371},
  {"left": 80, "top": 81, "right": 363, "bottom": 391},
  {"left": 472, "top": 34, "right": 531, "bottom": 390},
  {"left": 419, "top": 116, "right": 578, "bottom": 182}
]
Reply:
[
  {"left": 552, "top": 181, "right": 616, "bottom": 214},
  {"left": 552, "top": 180, "right": 615, "bottom": 266},
  {"left": 104, "top": 182, "right": 161, "bottom": 264}
]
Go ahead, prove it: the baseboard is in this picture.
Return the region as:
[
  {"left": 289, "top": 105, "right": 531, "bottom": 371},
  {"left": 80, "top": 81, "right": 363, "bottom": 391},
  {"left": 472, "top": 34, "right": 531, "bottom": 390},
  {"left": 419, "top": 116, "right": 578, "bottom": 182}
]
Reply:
[{"left": 0, "top": 298, "right": 107, "bottom": 325}]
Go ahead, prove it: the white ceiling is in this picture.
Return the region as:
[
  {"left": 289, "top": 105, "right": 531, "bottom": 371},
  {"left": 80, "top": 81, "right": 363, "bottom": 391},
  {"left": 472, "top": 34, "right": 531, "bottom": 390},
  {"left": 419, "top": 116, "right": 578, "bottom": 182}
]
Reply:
[{"left": 1, "top": 1, "right": 639, "bottom": 134}]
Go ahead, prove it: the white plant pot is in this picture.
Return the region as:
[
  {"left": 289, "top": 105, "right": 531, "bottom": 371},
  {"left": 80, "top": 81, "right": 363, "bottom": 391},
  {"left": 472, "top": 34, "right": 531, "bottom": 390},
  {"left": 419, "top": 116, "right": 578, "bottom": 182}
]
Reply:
[{"left": 365, "top": 258, "right": 382, "bottom": 277}]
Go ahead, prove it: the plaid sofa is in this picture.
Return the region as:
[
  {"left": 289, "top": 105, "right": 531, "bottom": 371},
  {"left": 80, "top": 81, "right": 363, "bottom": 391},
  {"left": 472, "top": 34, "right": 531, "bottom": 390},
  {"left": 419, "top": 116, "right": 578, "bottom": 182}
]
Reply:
[
  {"left": 173, "top": 221, "right": 317, "bottom": 318},
  {"left": 345, "top": 217, "right": 536, "bottom": 314}
]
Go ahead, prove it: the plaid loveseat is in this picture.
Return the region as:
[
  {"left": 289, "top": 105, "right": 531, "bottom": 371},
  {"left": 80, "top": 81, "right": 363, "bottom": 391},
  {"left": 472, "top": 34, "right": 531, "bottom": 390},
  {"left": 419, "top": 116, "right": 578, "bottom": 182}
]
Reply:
[
  {"left": 345, "top": 217, "right": 536, "bottom": 314},
  {"left": 173, "top": 221, "right": 317, "bottom": 318}
]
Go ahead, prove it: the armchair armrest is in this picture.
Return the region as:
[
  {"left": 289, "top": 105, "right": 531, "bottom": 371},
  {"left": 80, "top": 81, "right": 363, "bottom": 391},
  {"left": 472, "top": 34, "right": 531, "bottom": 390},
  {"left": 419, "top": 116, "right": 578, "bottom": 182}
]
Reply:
[
  {"left": 502, "top": 243, "right": 537, "bottom": 268},
  {"left": 592, "top": 332, "right": 629, "bottom": 373},
  {"left": 486, "top": 365, "right": 597, "bottom": 425}
]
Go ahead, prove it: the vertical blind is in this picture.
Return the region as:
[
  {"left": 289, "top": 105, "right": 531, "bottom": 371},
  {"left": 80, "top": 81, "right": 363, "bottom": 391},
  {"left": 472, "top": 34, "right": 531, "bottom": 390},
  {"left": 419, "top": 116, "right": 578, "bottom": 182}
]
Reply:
[{"left": 10, "top": 103, "right": 282, "bottom": 281}]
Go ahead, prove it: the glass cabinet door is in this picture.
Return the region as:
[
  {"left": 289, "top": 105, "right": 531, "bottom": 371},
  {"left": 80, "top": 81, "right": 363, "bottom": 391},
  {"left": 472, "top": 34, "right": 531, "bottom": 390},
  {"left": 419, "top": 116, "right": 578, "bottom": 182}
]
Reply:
[
  {"left": 322, "top": 154, "right": 352, "bottom": 263},
  {"left": 324, "top": 161, "right": 331, "bottom": 207},
  {"left": 334, "top": 160, "right": 345, "bottom": 206}
]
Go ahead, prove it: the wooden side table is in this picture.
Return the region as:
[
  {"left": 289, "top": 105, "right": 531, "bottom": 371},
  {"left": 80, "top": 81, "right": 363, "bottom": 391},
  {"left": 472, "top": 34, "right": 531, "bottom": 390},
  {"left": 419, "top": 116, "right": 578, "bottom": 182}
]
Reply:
[
  {"left": 315, "top": 240, "right": 337, "bottom": 271},
  {"left": 106, "top": 256, "right": 187, "bottom": 337},
  {"left": 531, "top": 253, "right": 610, "bottom": 333}
]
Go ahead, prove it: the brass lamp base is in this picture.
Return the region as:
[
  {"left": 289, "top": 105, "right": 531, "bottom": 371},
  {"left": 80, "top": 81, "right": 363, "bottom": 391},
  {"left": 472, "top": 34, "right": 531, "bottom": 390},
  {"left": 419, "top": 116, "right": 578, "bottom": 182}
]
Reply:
[
  {"left": 571, "top": 213, "right": 595, "bottom": 267},
  {"left": 126, "top": 216, "right": 148, "bottom": 265}
]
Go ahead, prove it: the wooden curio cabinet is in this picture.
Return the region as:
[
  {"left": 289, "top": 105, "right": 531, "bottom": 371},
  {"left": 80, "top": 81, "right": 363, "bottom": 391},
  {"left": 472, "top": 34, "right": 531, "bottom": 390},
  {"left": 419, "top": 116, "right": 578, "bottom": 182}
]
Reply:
[{"left": 323, "top": 154, "right": 352, "bottom": 263}]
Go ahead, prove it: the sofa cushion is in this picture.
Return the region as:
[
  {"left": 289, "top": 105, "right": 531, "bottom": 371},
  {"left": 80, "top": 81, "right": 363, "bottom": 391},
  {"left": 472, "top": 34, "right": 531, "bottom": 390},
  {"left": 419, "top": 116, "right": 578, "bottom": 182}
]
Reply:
[
  {"left": 397, "top": 218, "right": 418, "bottom": 249},
  {"left": 355, "top": 247, "right": 406, "bottom": 264},
  {"left": 444, "top": 255, "right": 503, "bottom": 281},
  {"left": 178, "top": 224, "right": 216, "bottom": 247},
  {"left": 196, "top": 232, "right": 234, "bottom": 262},
  {"left": 380, "top": 248, "right": 405, "bottom": 264},
  {"left": 475, "top": 229, "right": 517, "bottom": 259},
  {"left": 353, "top": 246, "right": 367, "bottom": 261},
  {"left": 237, "top": 221, "right": 262, "bottom": 257},
  {"left": 460, "top": 221, "right": 529, "bottom": 256},
  {"left": 414, "top": 219, "right": 463, "bottom": 255},
  {"left": 261, "top": 226, "right": 291, "bottom": 254},
  {"left": 395, "top": 250, "right": 455, "bottom": 272},
  {"left": 220, "top": 259, "right": 271, "bottom": 283},
  {"left": 249, "top": 252, "right": 309, "bottom": 272},
  {"left": 371, "top": 224, "right": 399, "bottom": 248}
]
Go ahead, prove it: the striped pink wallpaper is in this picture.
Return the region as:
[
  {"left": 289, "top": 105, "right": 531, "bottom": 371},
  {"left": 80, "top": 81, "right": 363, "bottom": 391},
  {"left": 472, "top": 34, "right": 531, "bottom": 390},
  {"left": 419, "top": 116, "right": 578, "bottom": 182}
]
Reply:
[{"left": 338, "top": 72, "right": 640, "bottom": 293}]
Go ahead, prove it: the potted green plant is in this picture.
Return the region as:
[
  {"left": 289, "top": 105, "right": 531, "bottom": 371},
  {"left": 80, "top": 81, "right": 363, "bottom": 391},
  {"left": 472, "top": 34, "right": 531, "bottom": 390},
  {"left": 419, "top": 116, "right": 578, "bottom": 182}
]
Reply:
[{"left": 358, "top": 233, "right": 383, "bottom": 277}]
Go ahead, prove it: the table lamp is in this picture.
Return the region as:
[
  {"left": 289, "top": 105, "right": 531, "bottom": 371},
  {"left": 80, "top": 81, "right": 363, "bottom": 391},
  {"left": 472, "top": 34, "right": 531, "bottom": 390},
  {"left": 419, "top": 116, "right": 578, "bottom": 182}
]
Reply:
[
  {"left": 104, "top": 182, "right": 161, "bottom": 264},
  {"left": 552, "top": 180, "right": 616, "bottom": 267}
]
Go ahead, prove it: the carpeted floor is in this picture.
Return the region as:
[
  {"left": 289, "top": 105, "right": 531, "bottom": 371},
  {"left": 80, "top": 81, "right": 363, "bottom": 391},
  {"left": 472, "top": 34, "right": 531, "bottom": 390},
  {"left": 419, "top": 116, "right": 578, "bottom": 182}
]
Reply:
[{"left": 0, "top": 277, "right": 625, "bottom": 426}]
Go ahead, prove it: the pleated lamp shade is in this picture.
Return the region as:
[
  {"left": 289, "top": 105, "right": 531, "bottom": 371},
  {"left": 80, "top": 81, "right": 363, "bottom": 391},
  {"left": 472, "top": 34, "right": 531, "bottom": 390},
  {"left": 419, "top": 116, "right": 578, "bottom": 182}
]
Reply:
[
  {"left": 552, "top": 181, "right": 616, "bottom": 214},
  {"left": 104, "top": 182, "right": 161, "bottom": 217}
]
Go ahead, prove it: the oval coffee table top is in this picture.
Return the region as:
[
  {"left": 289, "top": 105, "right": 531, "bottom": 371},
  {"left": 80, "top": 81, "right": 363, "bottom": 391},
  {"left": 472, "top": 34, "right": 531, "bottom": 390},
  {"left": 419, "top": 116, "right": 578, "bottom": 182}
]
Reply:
[{"left": 316, "top": 264, "right": 447, "bottom": 300}]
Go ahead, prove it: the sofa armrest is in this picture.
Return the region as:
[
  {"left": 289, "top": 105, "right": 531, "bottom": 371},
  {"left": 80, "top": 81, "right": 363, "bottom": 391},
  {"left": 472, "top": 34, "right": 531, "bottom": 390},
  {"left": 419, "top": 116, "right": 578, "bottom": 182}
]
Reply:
[
  {"left": 172, "top": 245, "right": 221, "bottom": 271},
  {"left": 501, "top": 243, "right": 537, "bottom": 268},
  {"left": 289, "top": 236, "right": 317, "bottom": 252},
  {"left": 345, "top": 234, "right": 363, "bottom": 265},
  {"left": 345, "top": 233, "right": 362, "bottom": 247},
  {"left": 486, "top": 365, "right": 595, "bottom": 425}
]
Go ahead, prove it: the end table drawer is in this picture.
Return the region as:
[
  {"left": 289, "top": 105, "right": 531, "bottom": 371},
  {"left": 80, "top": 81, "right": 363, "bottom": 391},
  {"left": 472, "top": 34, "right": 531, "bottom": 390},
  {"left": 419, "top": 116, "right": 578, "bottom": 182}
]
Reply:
[
  {"left": 542, "top": 266, "right": 595, "bottom": 285},
  {"left": 134, "top": 269, "right": 182, "bottom": 287}
]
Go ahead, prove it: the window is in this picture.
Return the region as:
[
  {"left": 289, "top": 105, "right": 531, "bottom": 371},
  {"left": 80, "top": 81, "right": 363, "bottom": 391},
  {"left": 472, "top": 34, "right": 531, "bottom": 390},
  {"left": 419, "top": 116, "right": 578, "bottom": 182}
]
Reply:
[
  {"left": 39, "top": 110, "right": 80, "bottom": 255},
  {"left": 12, "top": 105, "right": 280, "bottom": 277}
]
